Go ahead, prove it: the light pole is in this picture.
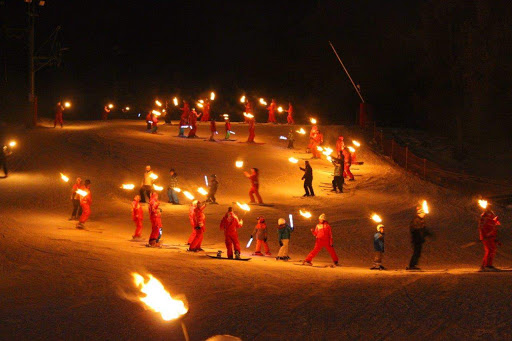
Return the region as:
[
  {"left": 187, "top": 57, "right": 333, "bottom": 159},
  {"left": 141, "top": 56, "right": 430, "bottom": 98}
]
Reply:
[{"left": 26, "top": 0, "right": 45, "bottom": 127}]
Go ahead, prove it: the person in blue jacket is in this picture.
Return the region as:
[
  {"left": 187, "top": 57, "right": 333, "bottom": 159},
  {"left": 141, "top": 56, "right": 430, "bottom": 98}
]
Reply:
[{"left": 371, "top": 224, "right": 385, "bottom": 270}]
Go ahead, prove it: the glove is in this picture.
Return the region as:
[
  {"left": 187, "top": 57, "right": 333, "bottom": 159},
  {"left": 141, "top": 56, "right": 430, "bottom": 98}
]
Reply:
[
  {"left": 264, "top": 237, "right": 267, "bottom": 242},
  {"left": 279, "top": 241, "right": 283, "bottom": 247}
]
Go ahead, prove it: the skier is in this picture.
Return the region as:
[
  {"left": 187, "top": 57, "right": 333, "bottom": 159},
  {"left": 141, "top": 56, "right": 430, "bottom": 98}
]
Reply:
[
  {"left": 244, "top": 168, "right": 263, "bottom": 204},
  {"left": 131, "top": 194, "right": 144, "bottom": 239},
  {"left": 310, "top": 130, "right": 323, "bottom": 159},
  {"left": 287, "top": 129, "right": 295, "bottom": 149},
  {"left": 370, "top": 224, "right": 385, "bottom": 270},
  {"left": 342, "top": 147, "right": 355, "bottom": 181},
  {"left": 302, "top": 214, "right": 339, "bottom": 266},
  {"left": 224, "top": 117, "right": 232, "bottom": 140},
  {"left": 307, "top": 125, "right": 318, "bottom": 153},
  {"left": 276, "top": 218, "right": 293, "bottom": 261},
  {"left": 251, "top": 216, "right": 271, "bottom": 256},
  {"left": 244, "top": 100, "right": 253, "bottom": 124},
  {"left": 209, "top": 117, "right": 217, "bottom": 141},
  {"left": 331, "top": 157, "right": 344, "bottom": 193},
  {"left": 178, "top": 101, "right": 190, "bottom": 137},
  {"left": 0, "top": 143, "right": 11, "bottom": 178},
  {"left": 148, "top": 192, "right": 163, "bottom": 247},
  {"left": 54, "top": 101, "right": 65, "bottom": 128},
  {"left": 69, "top": 177, "right": 83, "bottom": 220},
  {"left": 406, "top": 206, "right": 431, "bottom": 270},
  {"left": 479, "top": 205, "right": 501, "bottom": 272},
  {"left": 300, "top": 160, "right": 314, "bottom": 197},
  {"left": 139, "top": 165, "right": 154, "bottom": 203},
  {"left": 201, "top": 99, "right": 211, "bottom": 122},
  {"left": 151, "top": 112, "right": 159, "bottom": 134},
  {"left": 247, "top": 115, "right": 256, "bottom": 143},
  {"left": 102, "top": 105, "right": 111, "bottom": 120},
  {"left": 335, "top": 136, "right": 345, "bottom": 158},
  {"left": 188, "top": 200, "right": 206, "bottom": 252},
  {"left": 220, "top": 207, "right": 243, "bottom": 259},
  {"left": 76, "top": 179, "right": 92, "bottom": 229},
  {"left": 188, "top": 108, "right": 201, "bottom": 138},
  {"left": 286, "top": 102, "right": 294, "bottom": 125},
  {"left": 167, "top": 169, "right": 180, "bottom": 204},
  {"left": 145, "top": 111, "right": 152, "bottom": 131},
  {"left": 206, "top": 174, "right": 219, "bottom": 204},
  {"left": 267, "top": 99, "right": 277, "bottom": 123},
  {"left": 187, "top": 200, "right": 200, "bottom": 245}
]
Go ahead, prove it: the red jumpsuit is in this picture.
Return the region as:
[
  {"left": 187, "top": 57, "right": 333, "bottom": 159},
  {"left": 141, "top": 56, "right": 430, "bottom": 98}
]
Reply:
[
  {"left": 479, "top": 210, "right": 500, "bottom": 268},
  {"left": 247, "top": 118, "right": 256, "bottom": 142},
  {"left": 308, "top": 125, "right": 318, "bottom": 151},
  {"left": 305, "top": 221, "right": 338, "bottom": 263},
  {"left": 248, "top": 173, "right": 262, "bottom": 203},
  {"left": 335, "top": 136, "right": 345, "bottom": 157},
  {"left": 188, "top": 112, "right": 199, "bottom": 137},
  {"left": 220, "top": 212, "right": 242, "bottom": 258},
  {"left": 201, "top": 102, "right": 211, "bottom": 122},
  {"left": 244, "top": 101, "right": 252, "bottom": 123},
  {"left": 189, "top": 205, "right": 206, "bottom": 250},
  {"left": 209, "top": 120, "right": 217, "bottom": 140},
  {"left": 102, "top": 107, "right": 110, "bottom": 120},
  {"left": 149, "top": 195, "right": 162, "bottom": 243},
  {"left": 267, "top": 101, "right": 277, "bottom": 123},
  {"left": 252, "top": 219, "right": 270, "bottom": 254},
  {"left": 54, "top": 105, "right": 64, "bottom": 128},
  {"left": 151, "top": 114, "right": 159, "bottom": 132},
  {"left": 132, "top": 198, "right": 144, "bottom": 238},
  {"left": 187, "top": 203, "right": 198, "bottom": 244},
  {"left": 287, "top": 104, "right": 294, "bottom": 124},
  {"left": 342, "top": 148, "right": 354, "bottom": 180},
  {"left": 78, "top": 188, "right": 92, "bottom": 224},
  {"left": 311, "top": 132, "right": 323, "bottom": 158}
]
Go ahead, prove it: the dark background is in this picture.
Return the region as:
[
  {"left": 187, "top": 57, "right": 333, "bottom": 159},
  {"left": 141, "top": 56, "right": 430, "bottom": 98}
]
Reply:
[{"left": 1, "top": 0, "right": 512, "bottom": 141}]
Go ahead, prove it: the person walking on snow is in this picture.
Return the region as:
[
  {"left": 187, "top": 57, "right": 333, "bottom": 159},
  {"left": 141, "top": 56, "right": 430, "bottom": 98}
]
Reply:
[
  {"left": 267, "top": 99, "right": 277, "bottom": 123},
  {"left": 300, "top": 160, "right": 314, "bottom": 197},
  {"left": 370, "top": 224, "right": 385, "bottom": 270},
  {"left": 286, "top": 102, "right": 294, "bottom": 124},
  {"left": 331, "top": 157, "right": 344, "bottom": 193},
  {"left": 209, "top": 117, "right": 217, "bottom": 141},
  {"left": 167, "top": 169, "right": 180, "bottom": 204},
  {"left": 148, "top": 192, "right": 163, "bottom": 247},
  {"left": 188, "top": 108, "right": 201, "bottom": 138},
  {"left": 131, "top": 195, "right": 144, "bottom": 239},
  {"left": 479, "top": 205, "right": 501, "bottom": 272},
  {"left": 244, "top": 168, "right": 263, "bottom": 204},
  {"left": 187, "top": 200, "right": 200, "bottom": 245},
  {"left": 406, "top": 206, "right": 431, "bottom": 270},
  {"left": 247, "top": 115, "right": 256, "bottom": 143},
  {"left": 342, "top": 147, "right": 355, "bottom": 181},
  {"left": 277, "top": 218, "right": 293, "bottom": 261},
  {"left": 206, "top": 174, "right": 219, "bottom": 204},
  {"left": 251, "top": 216, "right": 271, "bottom": 256},
  {"left": 69, "top": 177, "right": 83, "bottom": 220},
  {"left": 287, "top": 129, "right": 295, "bottom": 149},
  {"left": 188, "top": 200, "right": 206, "bottom": 252},
  {"left": 54, "top": 101, "right": 65, "bottom": 128},
  {"left": 0, "top": 143, "right": 12, "bottom": 178},
  {"left": 139, "top": 165, "right": 154, "bottom": 203},
  {"left": 220, "top": 207, "right": 243, "bottom": 259},
  {"left": 76, "top": 179, "right": 92, "bottom": 229},
  {"left": 224, "top": 117, "right": 232, "bottom": 140},
  {"left": 302, "top": 214, "right": 339, "bottom": 266}
]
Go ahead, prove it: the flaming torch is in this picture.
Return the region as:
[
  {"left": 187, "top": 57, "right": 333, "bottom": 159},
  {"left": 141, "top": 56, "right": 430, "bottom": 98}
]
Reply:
[
  {"left": 152, "top": 110, "right": 161, "bottom": 116},
  {"left": 288, "top": 157, "right": 298, "bottom": 164},
  {"left": 296, "top": 128, "right": 306, "bottom": 135},
  {"left": 60, "top": 173, "right": 69, "bottom": 183},
  {"left": 371, "top": 214, "right": 382, "bottom": 223},
  {"left": 196, "top": 102, "right": 204, "bottom": 108},
  {"left": 76, "top": 189, "right": 88, "bottom": 197},
  {"left": 108, "top": 103, "right": 114, "bottom": 109},
  {"left": 478, "top": 199, "right": 488, "bottom": 209},
  {"left": 277, "top": 106, "right": 283, "bottom": 113},
  {"left": 64, "top": 101, "right": 71, "bottom": 108},
  {"left": 149, "top": 173, "right": 158, "bottom": 180},
  {"left": 422, "top": 200, "right": 430, "bottom": 214},
  {"left": 183, "top": 191, "right": 195, "bottom": 200},
  {"left": 155, "top": 100, "right": 162, "bottom": 107},
  {"left": 8, "top": 141, "right": 16, "bottom": 148},
  {"left": 235, "top": 161, "right": 244, "bottom": 168},
  {"left": 352, "top": 140, "right": 361, "bottom": 147},
  {"left": 240, "top": 95, "right": 246, "bottom": 103},
  {"left": 348, "top": 146, "right": 356, "bottom": 153},
  {"left": 210, "top": 92, "right": 215, "bottom": 101},
  {"left": 121, "top": 184, "right": 135, "bottom": 190},
  {"left": 153, "top": 184, "right": 163, "bottom": 192},
  {"left": 174, "top": 188, "right": 182, "bottom": 193},
  {"left": 173, "top": 97, "right": 179, "bottom": 106},
  {"left": 197, "top": 187, "right": 208, "bottom": 196},
  {"left": 236, "top": 202, "right": 251, "bottom": 212},
  {"left": 259, "top": 98, "right": 267, "bottom": 106},
  {"left": 299, "top": 210, "right": 312, "bottom": 219},
  {"left": 310, "top": 118, "right": 317, "bottom": 124},
  {"left": 243, "top": 112, "right": 254, "bottom": 119}
]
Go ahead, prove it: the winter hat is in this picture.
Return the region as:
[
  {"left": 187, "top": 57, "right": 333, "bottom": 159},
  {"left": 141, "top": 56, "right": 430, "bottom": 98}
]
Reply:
[
  {"left": 376, "top": 224, "right": 384, "bottom": 231},
  {"left": 319, "top": 213, "right": 326, "bottom": 221},
  {"left": 278, "top": 218, "right": 286, "bottom": 225}
]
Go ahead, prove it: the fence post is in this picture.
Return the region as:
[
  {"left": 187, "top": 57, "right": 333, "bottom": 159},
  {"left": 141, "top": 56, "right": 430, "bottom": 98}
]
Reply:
[
  {"left": 405, "top": 145, "right": 409, "bottom": 171},
  {"left": 391, "top": 139, "right": 394, "bottom": 159},
  {"left": 423, "top": 158, "right": 426, "bottom": 179}
]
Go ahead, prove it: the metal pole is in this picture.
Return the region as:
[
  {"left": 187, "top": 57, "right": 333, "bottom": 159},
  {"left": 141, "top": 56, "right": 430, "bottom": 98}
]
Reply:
[
  {"left": 328, "top": 41, "right": 365, "bottom": 103},
  {"left": 181, "top": 321, "right": 190, "bottom": 341},
  {"left": 28, "top": 2, "right": 36, "bottom": 126}
]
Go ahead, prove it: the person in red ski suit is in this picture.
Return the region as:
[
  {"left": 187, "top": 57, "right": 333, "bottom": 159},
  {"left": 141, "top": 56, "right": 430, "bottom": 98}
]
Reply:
[
  {"left": 132, "top": 195, "right": 144, "bottom": 239},
  {"left": 148, "top": 192, "right": 162, "bottom": 247},
  {"left": 479, "top": 206, "right": 501, "bottom": 271},
  {"left": 151, "top": 113, "right": 159, "bottom": 134},
  {"left": 54, "top": 102, "right": 65, "bottom": 128},
  {"left": 247, "top": 116, "right": 256, "bottom": 143},
  {"left": 102, "top": 106, "right": 111, "bottom": 120},
  {"left": 201, "top": 100, "right": 211, "bottom": 122},
  {"left": 244, "top": 100, "right": 252, "bottom": 123},
  {"left": 224, "top": 118, "right": 232, "bottom": 140},
  {"left": 220, "top": 207, "right": 243, "bottom": 259},
  {"left": 188, "top": 109, "right": 201, "bottom": 138},
  {"left": 342, "top": 147, "right": 355, "bottom": 181},
  {"left": 76, "top": 179, "right": 92, "bottom": 229},
  {"left": 311, "top": 131, "right": 323, "bottom": 159},
  {"left": 179, "top": 101, "right": 190, "bottom": 137},
  {"left": 189, "top": 200, "right": 206, "bottom": 252},
  {"left": 335, "top": 136, "right": 345, "bottom": 158},
  {"left": 244, "top": 168, "right": 263, "bottom": 204},
  {"left": 187, "top": 200, "right": 199, "bottom": 245},
  {"left": 267, "top": 99, "right": 277, "bottom": 123},
  {"left": 286, "top": 102, "right": 294, "bottom": 124},
  {"left": 209, "top": 118, "right": 217, "bottom": 141},
  {"left": 251, "top": 216, "right": 271, "bottom": 256},
  {"left": 70, "top": 177, "right": 83, "bottom": 220},
  {"left": 303, "top": 214, "right": 339, "bottom": 266},
  {"left": 307, "top": 125, "right": 318, "bottom": 152}
]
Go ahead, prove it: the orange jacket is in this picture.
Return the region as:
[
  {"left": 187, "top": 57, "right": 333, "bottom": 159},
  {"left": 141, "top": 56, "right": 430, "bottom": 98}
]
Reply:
[
  {"left": 220, "top": 212, "right": 242, "bottom": 234},
  {"left": 479, "top": 211, "right": 500, "bottom": 240},
  {"left": 312, "top": 221, "right": 333, "bottom": 245},
  {"left": 132, "top": 199, "right": 143, "bottom": 221}
]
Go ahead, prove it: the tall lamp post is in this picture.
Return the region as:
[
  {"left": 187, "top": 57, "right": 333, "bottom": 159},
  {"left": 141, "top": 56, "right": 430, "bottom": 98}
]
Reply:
[{"left": 26, "top": 0, "right": 45, "bottom": 127}]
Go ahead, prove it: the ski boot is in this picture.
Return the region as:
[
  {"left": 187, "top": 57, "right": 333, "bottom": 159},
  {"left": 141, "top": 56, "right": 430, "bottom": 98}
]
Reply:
[
  {"left": 75, "top": 223, "right": 84, "bottom": 229},
  {"left": 252, "top": 251, "right": 263, "bottom": 256},
  {"left": 486, "top": 266, "right": 500, "bottom": 272},
  {"left": 216, "top": 250, "right": 223, "bottom": 258},
  {"left": 283, "top": 256, "right": 290, "bottom": 261},
  {"left": 235, "top": 250, "right": 241, "bottom": 260},
  {"left": 370, "top": 265, "right": 380, "bottom": 270},
  {"left": 276, "top": 256, "right": 281, "bottom": 261},
  {"left": 379, "top": 265, "right": 386, "bottom": 270},
  {"left": 302, "top": 260, "right": 312, "bottom": 266},
  {"left": 406, "top": 266, "right": 421, "bottom": 271},
  {"left": 68, "top": 216, "right": 76, "bottom": 221},
  {"left": 265, "top": 252, "right": 272, "bottom": 256}
]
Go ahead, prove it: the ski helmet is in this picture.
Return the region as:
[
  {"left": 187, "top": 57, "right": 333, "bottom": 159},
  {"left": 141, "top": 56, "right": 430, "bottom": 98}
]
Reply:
[
  {"left": 278, "top": 218, "right": 286, "bottom": 225},
  {"left": 319, "top": 213, "right": 326, "bottom": 222},
  {"left": 376, "top": 224, "right": 384, "bottom": 231}
]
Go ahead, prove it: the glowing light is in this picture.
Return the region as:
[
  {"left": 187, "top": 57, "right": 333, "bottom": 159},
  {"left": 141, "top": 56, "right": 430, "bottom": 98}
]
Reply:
[
  {"left": 174, "top": 188, "right": 182, "bottom": 193},
  {"left": 132, "top": 273, "right": 188, "bottom": 321},
  {"left": 243, "top": 112, "right": 254, "bottom": 119},
  {"left": 210, "top": 92, "right": 215, "bottom": 101},
  {"left": 76, "top": 189, "right": 88, "bottom": 197},
  {"left": 125, "top": 106, "right": 130, "bottom": 111},
  {"left": 197, "top": 187, "right": 208, "bottom": 196},
  {"left": 235, "top": 161, "right": 244, "bottom": 168},
  {"left": 152, "top": 110, "right": 161, "bottom": 116},
  {"left": 288, "top": 157, "right": 298, "bottom": 164},
  {"left": 173, "top": 97, "right": 179, "bottom": 106},
  {"left": 371, "top": 214, "right": 382, "bottom": 223},
  {"left": 204, "top": 175, "right": 208, "bottom": 187},
  {"left": 153, "top": 184, "right": 163, "bottom": 191},
  {"left": 108, "top": 103, "right": 114, "bottom": 109},
  {"left": 183, "top": 191, "right": 194, "bottom": 200},
  {"left": 149, "top": 173, "right": 158, "bottom": 180},
  {"left": 8, "top": 141, "right": 16, "bottom": 147},
  {"left": 277, "top": 106, "right": 283, "bottom": 113},
  {"left": 296, "top": 128, "right": 306, "bottom": 135},
  {"left": 317, "top": 146, "right": 323, "bottom": 151},
  {"left": 326, "top": 156, "right": 332, "bottom": 162},
  {"left": 240, "top": 95, "right": 246, "bottom": 103},
  {"left": 122, "top": 184, "right": 135, "bottom": 190},
  {"left": 196, "top": 102, "right": 204, "bottom": 108},
  {"left": 348, "top": 146, "right": 356, "bottom": 153},
  {"left": 353, "top": 140, "right": 361, "bottom": 147},
  {"left": 289, "top": 214, "right": 294, "bottom": 228},
  {"left": 322, "top": 147, "right": 333, "bottom": 156},
  {"left": 478, "top": 199, "right": 488, "bottom": 209},
  {"left": 299, "top": 210, "right": 312, "bottom": 219},
  {"left": 199, "top": 99, "right": 204, "bottom": 104},
  {"left": 236, "top": 202, "right": 251, "bottom": 212},
  {"left": 310, "top": 118, "right": 317, "bottom": 124},
  {"left": 259, "top": 98, "right": 267, "bottom": 106},
  {"left": 64, "top": 102, "right": 71, "bottom": 108},
  {"left": 60, "top": 173, "right": 69, "bottom": 182},
  {"left": 246, "top": 237, "right": 253, "bottom": 248},
  {"left": 279, "top": 136, "right": 287, "bottom": 140},
  {"left": 422, "top": 200, "right": 430, "bottom": 214},
  {"left": 155, "top": 100, "right": 162, "bottom": 107}
]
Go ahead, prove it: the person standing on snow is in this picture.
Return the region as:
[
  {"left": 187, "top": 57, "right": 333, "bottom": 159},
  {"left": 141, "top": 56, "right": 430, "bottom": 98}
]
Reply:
[
  {"left": 310, "top": 130, "right": 323, "bottom": 159},
  {"left": 267, "top": 99, "right": 277, "bottom": 123},
  {"left": 406, "top": 206, "right": 431, "bottom": 270},
  {"left": 148, "top": 192, "right": 163, "bottom": 247},
  {"left": 76, "top": 179, "right": 92, "bottom": 229},
  {"left": 201, "top": 99, "right": 211, "bottom": 122},
  {"left": 251, "top": 216, "right": 271, "bottom": 256},
  {"left": 244, "top": 168, "right": 263, "bottom": 204},
  {"left": 209, "top": 117, "right": 217, "bottom": 141},
  {"left": 287, "top": 129, "right": 295, "bottom": 149},
  {"left": 342, "top": 147, "right": 355, "bottom": 181},
  {"left": 145, "top": 111, "right": 153, "bottom": 131},
  {"left": 167, "top": 169, "right": 180, "bottom": 205},
  {"left": 54, "top": 101, "right": 65, "bottom": 128},
  {"left": 224, "top": 117, "right": 232, "bottom": 140},
  {"left": 0, "top": 143, "right": 12, "bottom": 178},
  {"left": 479, "top": 205, "right": 501, "bottom": 272},
  {"left": 302, "top": 214, "right": 339, "bottom": 266},
  {"left": 371, "top": 224, "right": 385, "bottom": 270},
  {"left": 188, "top": 200, "right": 206, "bottom": 252},
  {"left": 178, "top": 101, "right": 190, "bottom": 137},
  {"left": 131, "top": 195, "right": 144, "bottom": 239},
  {"left": 150, "top": 112, "right": 159, "bottom": 134},
  {"left": 300, "top": 160, "right": 314, "bottom": 197},
  {"left": 220, "top": 207, "right": 244, "bottom": 259},
  {"left": 331, "top": 157, "right": 344, "bottom": 193},
  {"left": 139, "top": 165, "right": 154, "bottom": 203},
  {"left": 335, "top": 136, "right": 345, "bottom": 158},
  {"left": 206, "top": 174, "right": 219, "bottom": 204},
  {"left": 188, "top": 108, "right": 201, "bottom": 138},
  {"left": 307, "top": 125, "right": 318, "bottom": 153},
  {"left": 276, "top": 218, "right": 293, "bottom": 261},
  {"left": 69, "top": 177, "right": 83, "bottom": 220},
  {"left": 286, "top": 102, "right": 294, "bottom": 125},
  {"left": 246, "top": 115, "right": 256, "bottom": 143},
  {"left": 244, "top": 100, "right": 253, "bottom": 124}
]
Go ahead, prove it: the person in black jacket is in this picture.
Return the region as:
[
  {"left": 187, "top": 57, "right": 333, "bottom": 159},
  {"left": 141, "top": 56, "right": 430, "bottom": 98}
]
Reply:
[
  {"left": 206, "top": 174, "right": 219, "bottom": 204},
  {"left": 300, "top": 161, "right": 314, "bottom": 197},
  {"left": 406, "top": 206, "right": 431, "bottom": 270}
]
